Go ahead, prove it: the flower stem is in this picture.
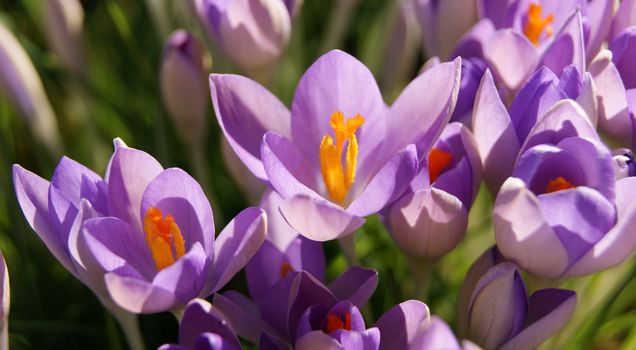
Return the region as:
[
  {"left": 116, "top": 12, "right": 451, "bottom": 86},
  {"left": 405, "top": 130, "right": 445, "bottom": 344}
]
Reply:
[
  {"left": 338, "top": 233, "right": 358, "bottom": 266},
  {"left": 112, "top": 309, "right": 145, "bottom": 350},
  {"left": 409, "top": 258, "right": 434, "bottom": 301}
]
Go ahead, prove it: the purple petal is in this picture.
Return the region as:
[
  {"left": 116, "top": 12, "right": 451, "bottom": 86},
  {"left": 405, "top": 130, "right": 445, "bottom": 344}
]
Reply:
[
  {"left": 208, "top": 207, "right": 266, "bottom": 293},
  {"left": 295, "top": 331, "right": 344, "bottom": 350},
  {"left": 375, "top": 300, "right": 430, "bottom": 350},
  {"left": 50, "top": 156, "right": 102, "bottom": 204},
  {"left": 539, "top": 10, "right": 586, "bottom": 77},
  {"left": 296, "top": 304, "right": 329, "bottom": 339},
  {"left": 328, "top": 267, "right": 378, "bottom": 308},
  {"left": 494, "top": 178, "right": 569, "bottom": 277},
  {"left": 477, "top": 0, "right": 524, "bottom": 29},
  {"left": 107, "top": 146, "right": 163, "bottom": 232},
  {"left": 290, "top": 50, "right": 386, "bottom": 174},
  {"left": 500, "top": 289, "right": 576, "bottom": 350},
  {"left": 259, "top": 188, "right": 301, "bottom": 250},
  {"left": 286, "top": 272, "right": 338, "bottom": 338},
  {"left": 279, "top": 195, "right": 365, "bottom": 241},
  {"left": 210, "top": 74, "right": 291, "bottom": 181},
  {"left": 285, "top": 236, "right": 325, "bottom": 283},
  {"left": 179, "top": 299, "right": 241, "bottom": 350},
  {"left": 610, "top": 0, "right": 636, "bottom": 39},
  {"left": 326, "top": 301, "right": 367, "bottom": 332},
  {"left": 213, "top": 291, "right": 267, "bottom": 343},
  {"left": 575, "top": 72, "right": 598, "bottom": 126},
  {"left": 472, "top": 69, "right": 520, "bottom": 193},
  {"left": 584, "top": 0, "right": 614, "bottom": 59},
  {"left": 609, "top": 27, "right": 636, "bottom": 89},
  {"left": 245, "top": 239, "right": 287, "bottom": 302},
  {"left": 388, "top": 188, "right": 468, "bottom": 260},
  {"left": 140, "top": 168, "right": 214, "bottom": 255},
  {"left": 484, "top": 29, "right": 538, "bottom": 92},
  {"left": 259, "top": 331, "right": 289, "bottom": 350},
  {"left": 334, "top": 328, "right": 381, "bottom": 350},
  {"left": 104, "top": 272, "right": 176, "bottom": 314},
  {"left": 347, "top": 144, "right": 418, "bottom": 217},
  {"left": 411, "top": 316, "right": 462, "bottom": 350},
  {"left": 451, "top": 19, "right": 496, "bottom": 59},
  {"left": 416, "top": 0, "right": 478, "bottom": 59},
  {"left": 194, "top": 333, "right": 240, "bottom": 350}
]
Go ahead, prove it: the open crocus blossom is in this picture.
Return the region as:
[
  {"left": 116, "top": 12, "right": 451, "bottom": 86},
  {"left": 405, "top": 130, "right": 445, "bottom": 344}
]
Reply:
[
  {"left": 493, "top": 133, "right": 636, "bottom": 278},
  {"left": 196, "top": 0, "right": 293, "bottom": 76},
  {"left": 457, "top": 247, "right": 576, "bottom": 350},
  {"left": 14, "top": 138, "right": 267, "bottom": 314},
  {"left": 213, "top": 267, "right": 378, "bottom": 347},
  {"left": 211, "top": 49, "right": 461, "bottom": 241},
  {"left": 386, "top": 122, "right": 482, "bottom": 260},
  {"left": 159, "top": 299, "right": 241, "bottom": 350}
]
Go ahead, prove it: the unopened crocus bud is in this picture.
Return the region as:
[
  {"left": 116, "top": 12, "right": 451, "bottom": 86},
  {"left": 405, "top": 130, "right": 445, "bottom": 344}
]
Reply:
[
  {"left": 458, "top": 247, "right": 576, "bottom": 350},
  {"left": 0, "top": 22, "right": 61, "bottom": 154},
  {"left": 160, "top": 30, "right": 208, "bottom": 147},
  {"left": 197, "top": 0, "right": 292, "bottom": 76},
  {"left": 416, "top": 0, "right": 478, "bottom": 60},
  {"left": 387, "top": 122, "right": 481, "bottom": 260},
  {"left": 0, "top": 251, "right": 8, "bottom": 350},
  {"left": 45, "top": 0, "right": 86, "bottom": 76}
]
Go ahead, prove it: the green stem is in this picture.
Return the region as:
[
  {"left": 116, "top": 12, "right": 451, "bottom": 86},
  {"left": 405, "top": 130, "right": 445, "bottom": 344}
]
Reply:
[
  {"left": 338, "top": 233, "right": 358, "bottom": 266},
  {"left": 320, "top": 0, "right": 362, "bottom": 52},
  {"left": 171, "top": 306, "right": 185, "bottom": 324},
  {"left": 409, "top": 258, "right": 434, "bottom": 301},
  {"left": 111, "top": 309, "right": 145, "bottom": 350}
]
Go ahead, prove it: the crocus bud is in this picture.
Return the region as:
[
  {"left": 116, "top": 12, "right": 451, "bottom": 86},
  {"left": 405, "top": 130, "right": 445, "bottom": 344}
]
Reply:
[
  {"left": 45, "top": 0, "right": 86, "bottom": 76},
  {"left": 387, "top": 122, "right": 481, "bottom": 260},
  {"left": 458, "top": 247, "right": 576, "bottom": 350},
  {"left": 160, "top": 30, "right": 208, "bottom": 147},
  {"left": 0, "top": 251, "right": 8, "bottom": 350},
  {"left": 612, "top": 148, "right": 636, "bottom": 179},
  {"left": 416, "top": 0, "right": 478, "bottom": 60},
  {"left": 0, "top": 22, "right": 61, "bottom": 154},
  {"left": 197, "top": 0, "right": 292, "bottom": 76}
]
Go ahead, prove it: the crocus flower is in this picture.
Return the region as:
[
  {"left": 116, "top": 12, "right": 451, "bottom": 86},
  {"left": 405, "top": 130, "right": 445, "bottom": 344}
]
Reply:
[
  {"left": 493, "top": 131, "right": 636, "bottom": 277},
  {"left": 295, "top": 300, "right": 380, "bottom": 350},
  {"left": 472, "top": 67, "right": 596, "bottom": 193},
  {"left": 0, "top": 22, "right": 61, "bottom": 154},
  {"left": 196, "top": 0, "right": 292, "bottom": 76},
  {"left": 386, "top": 122, "right": 482, "bottom": 260},
  {"left": 160, "top": 30, "right": 209, "bottom": 148},
  {"left": 45, "top": 0, "right": 86, "bottom": 76},
  {"left": 245, "top": 189, "right": 325, "bottom": 302},
  {"left": 457, "top": 247, "right": 576, "bottom": 350},
  {"left": 14, "top": 138, "right": 267, "bottom": 315},
  {"left": 416, "top": 0, "right": 478, "bottom": 60},
  {"left": 211, "top": 50, "right": 461, "bottom": 241},
  {"left": 0, "top": 251, "right": 9, "bottom": 350},
  {"left": 159, "top": 299, "right": 241, "bottom": 350},
  {"left": 213, "top": 267, "right": 378, "bottom": 347}
]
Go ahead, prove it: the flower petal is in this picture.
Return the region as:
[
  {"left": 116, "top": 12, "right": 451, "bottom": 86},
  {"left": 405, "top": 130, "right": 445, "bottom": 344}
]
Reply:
[
  {"left": 213, "top": 291, "right": 268, "bottom": 343},
  {"left": 259, "top": 188, "right": 301, "bottom": 250},
  {"left": 328, "top": 267, "right": 378, "bottom": 309},
  {"left": 210, "top": 73, "right": 291, "bottom": 181},
  {"left": 50, "top": 156, "right": 102, "bottom": 204},
  {"left": 375, "top": 300, "right": 430, "bottom": 350},
  {"left": 295, "top": 331, "right": 344, "bottom": 350},
  {"left": 484, "top": 29, "right": 538, "bottom": 92},
  {"left": 539, "top": 10, "right": 586, "bottom": 77},
  {"left": 179, "top": 299, "right": 241, "bottom": 350},
  {"left": 411, "top": 316, "right": 462, "bottom": 350}
]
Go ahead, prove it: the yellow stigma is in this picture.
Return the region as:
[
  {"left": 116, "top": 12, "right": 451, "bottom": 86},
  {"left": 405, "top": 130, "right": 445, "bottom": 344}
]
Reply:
[
  {"left": 523, "top": 3, "right": 554, "bottom": 46},
  {"left": 143, "top": 207, "right": 185, "bottom": 271},
  {"left": 319, "top": 111, "right": 365, "bottom": 204}
]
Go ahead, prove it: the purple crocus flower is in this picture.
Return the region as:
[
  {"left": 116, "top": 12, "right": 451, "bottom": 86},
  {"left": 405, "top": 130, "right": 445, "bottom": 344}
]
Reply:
[
  {"left": 493, "top": 131, "right": 636, "bottom": 277},
  {"left": 245, "top": 189, "right": 325, "bottom": 301},
  {"left": 213, "top": 267, "right": 378, "bottom": 347},
  {"left": 472, "top": 67, "right": 596, "bottom": 193},
  {"left": 386, "top": 122, "right": 482, "bottom": 260},
  {"left": 159, "top": 299, "right": 241, "bottom": 350},
  {"left": 211, "top": 50, "right": 461, "bottom": 241},
  {"left": 196, "top": 0, "right": 293, "bottom": 75},
  {"left": 457, "top": 247, "right": 576, "bottom": 350},
  {"left": 45, "top": 0, "right": 86, "bottom": 77},
  {"left": 295, "top": 300, "right": 380, "bottom": 350},
  {"left": 14, "top": 138, "right": 267, "bottom": 315}
]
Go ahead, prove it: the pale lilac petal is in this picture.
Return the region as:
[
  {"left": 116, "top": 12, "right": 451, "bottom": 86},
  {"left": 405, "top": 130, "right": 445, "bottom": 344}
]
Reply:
[
  {"left": 411, "top": 316, "right": 461, "bottom": 350},
  {"left": 500, "top": 289, "right": 576, "bottom": 350},
  {"left": 388, "top": 188, "right": 468, "bottom": 260},
  {"left": 208, "top": 207, "right": 266, "bottom": 293},
  {"left": 259, "top": 188, "right": 301, "bottom": 250},
  {"left": 484, "top": 29, "right": 538, "bottom": 92},
  {"left": 585, "top": 0, "right": 614, "bottom": 59},
  {"left": 107, "top": 146, "right": 163, "bottom": 232},
  {"left": 347, "top": 145, "right": 418, "bottom": 217},
  {"left": 477, "top": 0, "right": 523, "bottom": 29},
  {"left": 539, "top": 10, "right": 586, "bottom": 77},
  {"left": 494, "top": 178, "right": 569, "bottom": 277},
  {"left": 50, "top": 156, "right": 102, "bottom": 203},
  {"left": 140, "top": 168, "right": 214, "bottom": 255},
  {"left": 610, "top": 0, "right": 636, "bottom": 39},
  {"left": 575, "top": 72, "right": 598, "bottom": 127},
  {"left": 451, "top": 19, "right": 495, "bottom": 58},
  {"left": 472, "top": 70, "right": 520, "bottom": 193},
  {"left": 416, "top": 0, "right": 478, "bottom": 59},
  {"left": 279, "top": 195, "right": 365, "bottom": 241},
  {"left": 213, "top": 291, "right": 267, "bottom": 343},
  {"left": 179, "top": 299, "right": 241, "bottom": 350},
  {"left": 295, "top": 331, "right": 344, "bottom": 350},
  {"left": 375, "top": 300, "right": 430, "bottom": 350},
  {"left": 328, "top": 267, "right": 378, "bottom": 308},
  {"left": 335, "top": 328, "right": 381, "bottom": 350},
  {"left": 210, "top": 74, "right": 291, "bottom": 181},
  {"left": 285, "top": 236, "right": 325, "bottom": 283},
  {"left": 104, "top": 272, "right": 176, "bottom": 314},
  {"left": 47, "top": 186, "right": 78, "bottom": 254}
]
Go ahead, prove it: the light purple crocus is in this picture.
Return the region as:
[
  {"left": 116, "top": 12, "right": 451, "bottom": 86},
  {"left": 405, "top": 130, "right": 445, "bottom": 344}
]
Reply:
[
  {"left": 159, "top": 299, "right": 241, "bottom": 350},
  {"left": 45, "top": 0, "right": 86, "bottom": 77},
  {"left": 386, "top": 122, "right": 482, "bottom": 260},
  {"left": 211, "top": 49, "right": 461, "bottom": 241},
  {"left": 196, "top": 0, "right": 293, "bottom": 75},
  {"left": 13, "top": 138, "right": 267, "bottom": 315},
  {"left": 245, "top": 189, "right": 325, "bottom": 301},
  {"left": 457, "top": 247, "right": 576, "bottom": 350},
  {"left": 213, "top": 267, "right": 378, "bottom": 347},
  {"left": 160, "top": 30, "right": 208, "bottom": 147},
  {"left": 493, "top": 132, "right": 636, "bottom": 278},
  {"left": 472, "top": 66, "right": 597, "bottom": 194}
]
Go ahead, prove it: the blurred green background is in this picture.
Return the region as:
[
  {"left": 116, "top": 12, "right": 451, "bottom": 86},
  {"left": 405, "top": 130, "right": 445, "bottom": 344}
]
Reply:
[{"left": 1, "top": 0, "right": 635, "bottom": 349}]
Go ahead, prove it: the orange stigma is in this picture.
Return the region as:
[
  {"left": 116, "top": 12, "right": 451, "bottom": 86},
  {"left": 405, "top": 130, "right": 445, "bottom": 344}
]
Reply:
[
  {"left": 280, "top": 261, "right": 293, "bottom": 278},
  {"left": 143, "top": 207, "right": 185, "bottom": 271},
  {"left": 523, "top": 3, "right": 554, "bottom": 46},
  {"left": 428, "top": 148, "right": 453, "bottom": 183},
  {"left": 324, "top": 312, "right": 352, "bottom": 333},
  {"left": 545, "top": 176, "right": 575, "bottom": 193},
  {"left": 319, "top": 112, "right": 365, "bottom": 204}
]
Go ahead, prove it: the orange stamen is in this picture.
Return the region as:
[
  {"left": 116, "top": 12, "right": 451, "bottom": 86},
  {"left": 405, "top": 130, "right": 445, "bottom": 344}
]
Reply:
[
  {"left": 280, "top": 261, "right": 293, "bottom": 278},
  {"left": 545, "top": 176, "right": 575, "bottom": 193},
  {"left": 143, "top": 207, "right": 185, "bottom": 271},
  {"left": 428, "top": 148, "right": 453, "bottom": 183},
  {"left": 523, "top": 3, "right": 554, "bottom": 46},
  {"left": 324, "top": 312, "right": 352, "bottom": 333}
]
